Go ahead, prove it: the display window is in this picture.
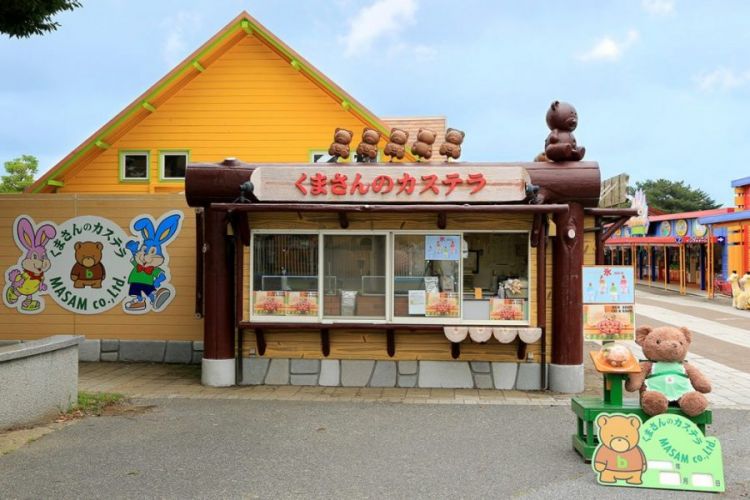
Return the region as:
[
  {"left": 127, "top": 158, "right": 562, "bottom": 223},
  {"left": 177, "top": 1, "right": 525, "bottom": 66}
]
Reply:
[
  {"left": 323, "top": 234, "right": 387, "bottom": 319},
  {"left": 249, "top": 230, "right": 530, "bottom": 325},
  {"left": 252, "top": 233, "right": 320, "bottom": 320}
]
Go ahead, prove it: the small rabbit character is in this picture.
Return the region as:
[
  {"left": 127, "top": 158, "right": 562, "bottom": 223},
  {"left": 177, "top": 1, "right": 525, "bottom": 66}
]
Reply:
[
  {"left": 4, "top": 216, "right": 57, "bottom": 313},
  {"left": 123, "top": 211, "right": 182, "bottom": 313}
]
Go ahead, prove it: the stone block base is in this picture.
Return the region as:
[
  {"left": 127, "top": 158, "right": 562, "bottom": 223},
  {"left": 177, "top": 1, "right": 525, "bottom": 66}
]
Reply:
[
  {"left": 239, "top": 357, "right": 548, "bottom": 390},
  {"left": 56, "top": 338, "right": 204, "bottom": 364}
]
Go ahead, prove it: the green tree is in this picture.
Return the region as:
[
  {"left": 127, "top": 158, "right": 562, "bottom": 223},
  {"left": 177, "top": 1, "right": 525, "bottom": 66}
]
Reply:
[
  {"left": 629, "top": 179, "right": 721, "bottom": 213},
  {"left": 1, "top": 155, "right": 39, "bottom": 192},
  {"left": 0, "top": 0, "right": 82, "bottom": 38}
]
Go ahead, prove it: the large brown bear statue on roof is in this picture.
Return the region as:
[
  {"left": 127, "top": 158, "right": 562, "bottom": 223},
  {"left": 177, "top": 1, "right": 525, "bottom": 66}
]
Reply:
[{"left": 544, "top": 100, "right": 585, "bottom": 162}]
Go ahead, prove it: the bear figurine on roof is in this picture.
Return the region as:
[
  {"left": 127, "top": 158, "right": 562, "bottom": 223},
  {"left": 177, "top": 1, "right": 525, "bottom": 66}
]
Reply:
[{"left": 544, "top": 100, "right": 586, "bottom": 162}]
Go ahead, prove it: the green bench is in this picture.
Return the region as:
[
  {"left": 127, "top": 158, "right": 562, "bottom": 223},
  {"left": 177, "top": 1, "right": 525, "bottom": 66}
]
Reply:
[{"left": 571, "top": 371, "right": 712, "bottom": 462}]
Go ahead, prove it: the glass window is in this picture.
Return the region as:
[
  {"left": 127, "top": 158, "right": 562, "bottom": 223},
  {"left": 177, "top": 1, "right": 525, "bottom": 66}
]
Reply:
[
  {"left": 323, "top": 234, "right": 386, "bottom": 319},
  {"left": 393, "top": 234, "right": 461, "bottom": 318},
  {"left": 161, "top": 152, "right": 188, "bottom": 179},
  {"left": 311, "top": 151, "right": 333, "bottom": 163},
  {"left": 462, "top": 233, "right": 529, "bottom": 322},
  {"left": 252, "top": 234, "right": 319, "bottom": 317},
  {"left": 122, "top": 153, "right": 148, "bottom": 180}
]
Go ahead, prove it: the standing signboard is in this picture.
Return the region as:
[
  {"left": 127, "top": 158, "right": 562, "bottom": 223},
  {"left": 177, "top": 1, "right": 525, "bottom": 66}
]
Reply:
[{"left": 582, "top": 266, "right": 635, "bottom": 341}]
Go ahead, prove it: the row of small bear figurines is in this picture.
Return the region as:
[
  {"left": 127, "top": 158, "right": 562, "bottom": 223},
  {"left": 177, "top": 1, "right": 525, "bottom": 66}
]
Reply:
[
  {"left": 329, "top": 127, "right": 465, "bottom": 162},
  {"left": 444, "top": 326, "right": 541, "bottom": 344}
]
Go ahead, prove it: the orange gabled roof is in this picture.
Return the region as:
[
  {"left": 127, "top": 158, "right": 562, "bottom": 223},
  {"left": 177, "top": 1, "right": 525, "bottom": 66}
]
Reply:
[{"left": 30, "top": 11, "right": 413, "bottom": 193}]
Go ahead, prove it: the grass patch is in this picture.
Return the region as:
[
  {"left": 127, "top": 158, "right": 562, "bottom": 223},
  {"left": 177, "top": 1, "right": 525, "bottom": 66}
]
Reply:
[
  {"left": 65, "top": 391, "right": 125, "bottom": 419},
  {"left": 77, "top": 391, "right": 125, "bottom": 415}
]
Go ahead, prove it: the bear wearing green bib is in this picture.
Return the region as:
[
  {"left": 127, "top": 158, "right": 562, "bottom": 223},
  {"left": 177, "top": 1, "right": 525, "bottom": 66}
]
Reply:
[{"left": 625, "top": 325, "right": 711, "bottom": 417}]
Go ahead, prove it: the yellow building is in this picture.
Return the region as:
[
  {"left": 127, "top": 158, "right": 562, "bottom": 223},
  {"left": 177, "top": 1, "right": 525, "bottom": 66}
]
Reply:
[
  {"left": 28, "top": 11, "right": 448, "bottom": 195},
  {"left": 1, "top": 12, "right": 443, "bottom": 360}
]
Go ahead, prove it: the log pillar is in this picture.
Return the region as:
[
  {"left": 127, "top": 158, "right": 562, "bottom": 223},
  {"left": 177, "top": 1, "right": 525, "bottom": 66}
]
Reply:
[
  {"left": 201, "top": 208, "right": 236, "bottom": 386},
  {"left": 550, "top": 202, "right": 585, "bottom": 392}
]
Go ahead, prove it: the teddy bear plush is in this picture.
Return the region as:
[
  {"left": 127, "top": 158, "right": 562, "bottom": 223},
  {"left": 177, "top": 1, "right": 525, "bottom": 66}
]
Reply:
[
  {"left": 625, "top": 325, "right": 711, "bottom": 417},
  {"left": 410, "top": 128, "right": 437, "bottom": 161},
  {"left": 328, "top": 128, "right": 353, "bottom": 160},
  {"left": 544, "top": 100, "right": 585, "bottom": 162},
  {"left": 355, "top": 128, "right": 380, "bottom": 163},
  {"left": 439, "top": 128, "right": 465, "bottom": 160},
  {"left": 383, "top": 128, "right": 409, "bottom": 161}
]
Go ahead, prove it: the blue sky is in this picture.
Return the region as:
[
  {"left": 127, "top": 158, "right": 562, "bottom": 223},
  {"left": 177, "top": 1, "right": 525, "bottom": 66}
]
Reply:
[{"left": 1, "top": 0, "right": 748, "bottom": 205}]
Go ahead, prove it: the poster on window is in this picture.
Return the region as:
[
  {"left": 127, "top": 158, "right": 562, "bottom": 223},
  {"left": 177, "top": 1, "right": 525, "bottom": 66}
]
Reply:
[
  {"left": 489, "top": 298, "right": 527, "bottom": 321},
  {"left": 408, "top": 290, "right": 426, "bottom": 315},
  {"left": 583, "top": 304, "right": 635, "bottom": 341},
  {"left": 425, "top": 235, "right": 461, "bottom": 261},
  {"left": 425, "top": 292, "right": 460, "bottom": 317},
  {"left": 253, "top": 291, "right": 285, "bottom": 316},
  {"left": 285, "top": 291, "right": 318, "bottom": 316}
]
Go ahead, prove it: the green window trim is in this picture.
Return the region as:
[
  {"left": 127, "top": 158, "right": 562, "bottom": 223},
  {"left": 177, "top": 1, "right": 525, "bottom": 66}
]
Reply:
[
  {"left": 119, "top": 150, "right": 151, "bottom": 182},
  {"left": 158, "top": 150, "right": 190, "bottom": 182}
]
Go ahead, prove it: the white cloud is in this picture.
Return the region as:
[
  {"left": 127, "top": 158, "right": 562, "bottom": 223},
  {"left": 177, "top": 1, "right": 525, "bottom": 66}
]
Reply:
[
  {"left": 577, "top": 30, "right": 639, "bottom": 62},
  {"left": 387, "top": 42, "right": 437, "bottom": 60},
  {"left": 162, "top": 11, "right": 202, "bottom": 68},
  {"left": 694, "top": 67, "right": 750, "bottom": 91},
  {"left": 642, "top": 0, "right": 675, "bottom": 15},
  {"left": 340, "top": 0, "right": 418, "bottom": 57}
]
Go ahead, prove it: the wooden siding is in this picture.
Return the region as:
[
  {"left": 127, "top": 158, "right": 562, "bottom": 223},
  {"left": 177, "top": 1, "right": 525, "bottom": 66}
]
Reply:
[
  {"left": 0, "top": 194, "right": 201, "bottom": 341},
  {"left": 58, "top": 34, "right": 401, "bottom": 194}
]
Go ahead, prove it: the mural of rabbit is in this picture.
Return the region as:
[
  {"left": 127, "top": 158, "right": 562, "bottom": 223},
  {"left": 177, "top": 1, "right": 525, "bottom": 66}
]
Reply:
[
  {"left": 123, "top": 211, "right": 182, "bottom": 313},
  {"left": 4, "top": 216, "right": 57, "bottom": 313}
]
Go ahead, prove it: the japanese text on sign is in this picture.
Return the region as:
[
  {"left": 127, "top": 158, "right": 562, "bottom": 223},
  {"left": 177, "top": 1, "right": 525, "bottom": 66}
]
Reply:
[{"left": 250, "top": 165, "right": 530, "bottom": 203}]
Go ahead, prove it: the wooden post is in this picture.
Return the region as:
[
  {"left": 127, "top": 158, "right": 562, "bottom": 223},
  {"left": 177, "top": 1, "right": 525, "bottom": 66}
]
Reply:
[
  {"left": 706, "top": 225, "right": 714, "bottom": 299},
  {"left": 647, "top": 244, "right": 652, "bottom": 286},
  {"left": 552, "top": 202, "right": 584, "bottom": 371},
  {"left": 537, "top": 215, "right": 547, "bottom": 389},
  {"left": 663, "top": 245, "right": 668, "bottom": 289},
  {"left": 595, "top": 216, "right": 604, "bottom": 265},
  {"left": 201, "top": 208, "right": 236, "bottom": 386}
]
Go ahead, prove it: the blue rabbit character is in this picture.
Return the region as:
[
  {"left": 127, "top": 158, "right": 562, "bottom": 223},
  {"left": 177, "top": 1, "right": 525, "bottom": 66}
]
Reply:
[{"left": 124, "top": 211, "right": 182, "bottom": 313}]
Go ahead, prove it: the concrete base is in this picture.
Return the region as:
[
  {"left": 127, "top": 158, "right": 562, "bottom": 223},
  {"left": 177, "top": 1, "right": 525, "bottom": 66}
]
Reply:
[
  {"left": 548, "top": 363, "right": 584, "bottom": 393},
  {"left": 0, "top": 335, "right": 82, "bottom": 430},
  {"left": 201, "top": 358, "right": 236, "bottom": 387}
]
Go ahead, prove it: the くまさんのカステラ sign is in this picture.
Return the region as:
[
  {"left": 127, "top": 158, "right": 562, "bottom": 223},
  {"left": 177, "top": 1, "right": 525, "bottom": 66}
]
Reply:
[
  {"left": 249, "top": 165, "right": 531, "bottom": 203},
  {"left": 592, "top": 413, "right": 724, "bottom": 493},
  {"left": 2, "top": 211, "right": 183, "bottom": 315}
]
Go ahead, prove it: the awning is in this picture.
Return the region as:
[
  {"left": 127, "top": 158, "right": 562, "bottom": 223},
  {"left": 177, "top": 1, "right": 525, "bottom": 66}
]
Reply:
[
  {"left": 699, "top": 210, "right": 750, "bottom": 227},
  {"left": 605, "top": 236, "right": 722, "bottom": 245}
]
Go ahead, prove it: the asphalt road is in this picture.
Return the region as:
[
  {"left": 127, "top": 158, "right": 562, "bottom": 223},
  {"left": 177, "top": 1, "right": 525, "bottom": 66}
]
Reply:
[{"left": 1, "top": 400, "right": 748, "bottom": 499}]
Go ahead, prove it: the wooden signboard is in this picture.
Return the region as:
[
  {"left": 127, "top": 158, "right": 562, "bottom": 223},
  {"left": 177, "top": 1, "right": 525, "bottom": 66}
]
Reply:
[{"left": 250, "top": 166, "right": 530, "bottom": 203}]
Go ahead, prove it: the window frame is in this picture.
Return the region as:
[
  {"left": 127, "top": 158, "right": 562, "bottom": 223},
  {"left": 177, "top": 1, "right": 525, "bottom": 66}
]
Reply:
[
  {"left": 248, "top": 229, "right": 530, "bottom": 326},
  {"left": 309, "top": 148, "right": 381, "bottom": 163},
  {"left": 249, "top": 230, "right": 321, "bottom": 324},
  {"left": 158, "top": 150, "right": 190, "bottom": 181},
  {"left": 119, "top": 150, "right": 150, "bottom": 182}
]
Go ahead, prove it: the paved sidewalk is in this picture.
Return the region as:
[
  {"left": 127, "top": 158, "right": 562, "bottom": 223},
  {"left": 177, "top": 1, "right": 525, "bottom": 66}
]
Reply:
[
  {"left": 80, "top": 359, "right": 750, "bottom": 409},
  {"left": 79, "top": 362, "right": 574, "bottom": 406}
]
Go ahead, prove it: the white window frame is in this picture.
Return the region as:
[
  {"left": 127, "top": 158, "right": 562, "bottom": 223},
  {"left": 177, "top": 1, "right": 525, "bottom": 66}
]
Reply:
[
  {"left": 159, "top": 150, "right": 189, "bottom": 181},
  {"left": 120, "top": 151, "right": 150, "bottom": 181},
  {"left": 248, "top": 229, "right": 530, "bottom": 326},
  {"left": 249, "top": 230, "right": 321, "bottom": 324}
]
